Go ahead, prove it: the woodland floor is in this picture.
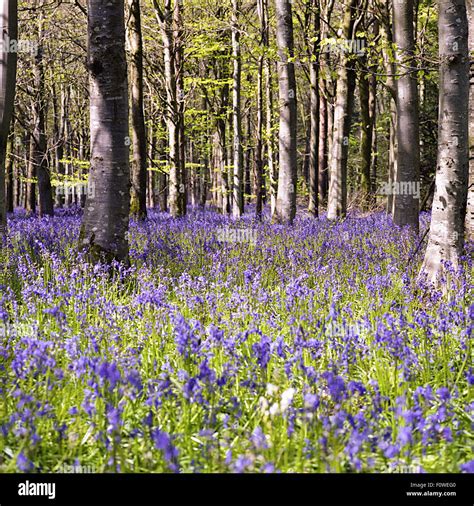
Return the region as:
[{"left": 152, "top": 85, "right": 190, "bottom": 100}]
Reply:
[{"left": 0, "top": 207, "right": 472, "bottom": 473}]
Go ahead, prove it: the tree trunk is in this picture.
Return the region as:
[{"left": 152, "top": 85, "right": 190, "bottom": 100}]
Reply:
[
  {"left": 174, "top": 0, "right": 186, "bottom": 215},
  {"left": 261, "top": 0, "right": 276, "bottom": 216},
  {"left": 308, "top": 0, "right": 320, "bottom": 217},
  {"left": 318, "top": 90, "right": 328, "bottom": 204},
  {"left": 419, "top": 0, "right": 469, "bottom": 286},
  {"left": 80, "top": 0, "right": 130, "bottom": 264},
  {"left": 467, "top": 0, "right": 474, "bottom": 241},
  {"left": 32, "top": 22, "right": 54, "bottom": 218},
  {"left": 273, "top": 0, "right": 297, "bottom": 225},
  {"left": 155, "top": 0, "right": 183, "bottom": 217},
  {"left": 393, "top": 0, "right": 420, "bottom": 233},
  {"left": 359, "top": 47, "right": 372, "bottom": 210},
  {"left": 26, "top": 134, "right": 36, "bottom": 214},
  {"left": 231, "top": 0, "right": 243, "bottom": 218},
  {"left": 127, "top": 0, "right": 148, "bottom": 220},
  {"left": 327, "top": 0, "right": 358, "bottom": 220},
  {"left": 0, "top": 0, "right": 17, "bottom": 232},
  {"left": 255, "top": 0, "right": 267, "bottom": 218}
]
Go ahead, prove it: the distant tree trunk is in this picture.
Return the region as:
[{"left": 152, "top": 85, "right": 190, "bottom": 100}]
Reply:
[
  {"left": 327, "top": 0, "right": 358, "bottom": 220},
  {"left": 33, "top": 23, "right": 54, "bottom": 218},
  {"left": 231, "top": 0, "right": 243, "bottom": 218},
  {"left": 80, "top": 0, "right": 130, "bottom": 264},
  {"left": 147, "top": 116, "right": 156, "bottom": 209},
  {"left": 26, "top": 135, "right": 36, "bottom": 214},
  {"left": 155, "top": 0, "right": 183, "bottom": 217},
  {"left": 318, "top": 89, "right": 328, "bottom": 204},
  {"left": 174, "top": 0, "right": 186, "bottom": 215},
  {"left": 467, "top": 0, "right": 474, "bottom": 241},
  {"left": 260, "top": 0, "right": 276, "bottom": 216},
  {"left": 308, "top": 0, "right": 320, "bottom": 217},
  {"left": 369, "top": 18, "right": 379, "bottom": 200},
  {"left": 127, "top": 0, "right": 148, "bottom": 220},
  {"left": 5, "top": 131, "right": 14, "bottom": 213},
  {"left": 359, "top": 46, "right": 372, "bottom": 210},
  {"left": 255, "top": 0, "right": 267, "bottom": 218},
  {"left": 273, "top": 0, "right": 297, "bottom": 224},
  {"left": 52, "top": 84, "right": 66, "bottom": 208},
  {"left": 419, "top": 0, "right": 469, "bottom": 286},
  {"left": 0, "top": 0, "right": 17, "bottom": 232},
  {"left": 393, "top": 0, "right": 420, "bottom": 233}
]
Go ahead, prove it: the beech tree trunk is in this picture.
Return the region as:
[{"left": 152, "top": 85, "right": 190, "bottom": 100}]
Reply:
[
  {"left": 327, "top": 0, "right": 358, "bottom": 220},
  {"left": 231, "top": 0, "right": 243, "bottom": 218},
  {"left": 273, "top": 0, "right": 297, "bottom": 225},
  {"left": 0, "top": 0, "right": 17, "bottom": 232},
  {"left": 419, "top": 0, "right": 469, "bottom": 286},
  {"left": 80, "top": 0, "right": 131, "bottom": 264},
  {"left": 32, "top": 16, "right": 54, "bottom": 218},
  {"left": 308, "top": 0, "right": 320, "bottom": 217},
  {"left": 393, "top": 0, "right": 420, "bottom": 233},
  {"left": 155, "top": 0, "right": 183, "bottom": 217},
  {"left": 127, "top": 0, "right": 148, "bottom": 220},
  {"left": 467, "top": 0, "right": 474, "bottom": 241}
]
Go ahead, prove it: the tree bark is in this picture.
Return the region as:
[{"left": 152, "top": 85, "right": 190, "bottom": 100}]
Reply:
[
  {"left": 154, "top": 0, "right": 183, "bottom": 217},
  {"left": 308, "top": 0, "right": 320, "bottom": 217},
  {"left": 0, "top": 0, "right": 17, "bottom": 232},
  {"left": 467, "top": 0, "right": 474, "bottom": 241},
  {"left": 231, "top": 0, "right": 243, "bottom": 218},
  {"left": 32, "top": 18, "right": 54, "bottom": 218},
  {"left": 273, "top": 0, "right": 298, "bottom": 224},
  {"left": 327, "top": 0, "right": 358, "bottom": 220},
  {"left": 419, "top": 0, "right": 469, "bottom": 286},
  {"left": 393, "top": 0, "right": 420, "bottom": 233},
  {"left": 80, "top": 0, "right": 131, "bottom": 264},
  {"left": 127, "top": 0, "right": 148, "bottom": 220}
]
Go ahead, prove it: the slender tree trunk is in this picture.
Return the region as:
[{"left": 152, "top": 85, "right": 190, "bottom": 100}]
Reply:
[
  {"left": 393, "top": 0, "right": 420, "bottom": 233},
  {"left": 261, "top": 0, "right": 276, "bottom": 216},
  {"left": 327, "top": 0, "right": 358, "bottom": 220},
  {"left": 5, "top": 130, "right": 13, "bottom": 213},
  {"left": 231, "top": 0, "right": 243, "bottom": 218},
  {"left": 33, "top": 20, "right": 54, "bottom": 218},
  {"left": 273, "top": 0, "right": 297, "bottom": 225},
  {"left": 318, "top": 88, "right": 328, "bottom": 204},
  {"left": 419, "top": 0, "right": 469, "bottom": 286},
  {"left": 146, "top": 117, "right": 154, "bottom": 208},
  {"left": 26, "top": 133, "right": 36, "bottom": 214},
  {"left": 467, "top": 0, "right": 474, "bottom": 241},
  {"left": 308, "top": 0, "right": 320, "bottom": 217},
  {"left": 359, "top": 46, "right": 372, "bottom": 210},
  {"left": 174, "top": 0, "right": 186, "bottom": 215},
  {"left": 53, "top": 84, "right": 66, "bottom": 208},
  {"left": 127, "top": 0, "right": 148, "bottom": 220},
  {"left": 0, "top": 0, "right": 17, "bottom": 232},
  {"left": 155, "top": 0, "right": 183, "bottom": 217},
  {"left": 80, "top": 0, "right": 130, "bottom": 263}
]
